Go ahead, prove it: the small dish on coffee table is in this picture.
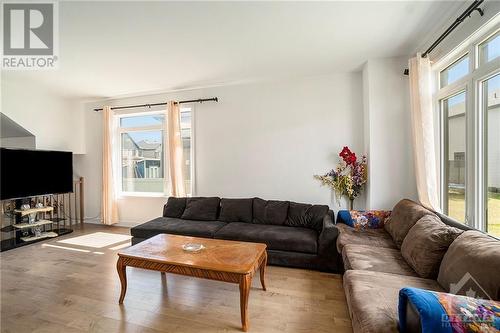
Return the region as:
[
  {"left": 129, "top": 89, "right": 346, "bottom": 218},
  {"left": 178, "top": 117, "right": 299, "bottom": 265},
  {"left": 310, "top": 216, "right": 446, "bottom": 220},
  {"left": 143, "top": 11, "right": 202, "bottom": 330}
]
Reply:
[{"left": 182, "top": 243, "right": 205, "bottom": 252}]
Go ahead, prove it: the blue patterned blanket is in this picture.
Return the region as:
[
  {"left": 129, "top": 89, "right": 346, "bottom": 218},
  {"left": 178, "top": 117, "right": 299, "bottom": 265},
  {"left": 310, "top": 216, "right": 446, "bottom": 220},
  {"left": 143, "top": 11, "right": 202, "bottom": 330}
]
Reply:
[{"left": 399, "top": 287, "right": 500, "bottom": 333}]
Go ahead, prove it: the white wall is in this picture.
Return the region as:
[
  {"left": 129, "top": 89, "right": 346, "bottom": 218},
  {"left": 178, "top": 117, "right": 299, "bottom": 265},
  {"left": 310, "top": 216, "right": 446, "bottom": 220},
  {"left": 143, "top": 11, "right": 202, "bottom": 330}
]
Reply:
[
  {"left": 362, "top": 57, "right": 418, "bottom": 209},
  {"left": 77, "top": 73, "right": 364, "bottom": 225},
  {"left": 1, "top": 75, "right": 85, "bottom": 154}
]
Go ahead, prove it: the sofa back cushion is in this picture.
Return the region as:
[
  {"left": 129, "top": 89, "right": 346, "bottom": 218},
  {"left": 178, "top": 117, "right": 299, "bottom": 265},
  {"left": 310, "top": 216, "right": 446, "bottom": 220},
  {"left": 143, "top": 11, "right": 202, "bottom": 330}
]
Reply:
[
  {"left": 401, "top": 215, "right": 463, "bottom": 279},
  {"left": 218, "top": 198, "right": 253, "bottom": 223},
  {"left": 384, "top": 199, "right": 437, "bottom": 248},
  {"left": 285, "top": 202, "right": 329, "bottom": 231},
  {"left": 253, "top": 198, "right": 289, "bottom": 225},
  {"left": 163, "top": 197, "right": 187, "bottom": 218},
  {"left": 437, "top": 230, "right": 500, "bottom": 301},
  {"left": 181, "top": 197, "right": 221, "bottom": 221}
]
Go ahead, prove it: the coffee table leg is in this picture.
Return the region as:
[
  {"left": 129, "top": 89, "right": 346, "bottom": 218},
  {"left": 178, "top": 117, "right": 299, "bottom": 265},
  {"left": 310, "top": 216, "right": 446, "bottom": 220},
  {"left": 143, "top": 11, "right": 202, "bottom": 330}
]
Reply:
[
  {"left": 239, "top": 274, "right": 251, "bottom": 332},
  {"left": 260, "top": 252, "right": 267, "bottom": 291},
  {"left": 117, "top": 257, "right": 127, "bottom": 304}
]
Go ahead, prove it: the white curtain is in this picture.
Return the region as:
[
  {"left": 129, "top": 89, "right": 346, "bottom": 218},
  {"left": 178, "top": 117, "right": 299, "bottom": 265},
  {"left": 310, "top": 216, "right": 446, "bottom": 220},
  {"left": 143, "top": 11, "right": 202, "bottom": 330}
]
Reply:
[
  {"left": 102, "top": 106, "right": 119, "bottom": 224},
  {"left": 409, "top": 54, "right": 440, "bottom": 211},
  {"left": 166, "top": 101, "right": 186, "bottom": 197}
]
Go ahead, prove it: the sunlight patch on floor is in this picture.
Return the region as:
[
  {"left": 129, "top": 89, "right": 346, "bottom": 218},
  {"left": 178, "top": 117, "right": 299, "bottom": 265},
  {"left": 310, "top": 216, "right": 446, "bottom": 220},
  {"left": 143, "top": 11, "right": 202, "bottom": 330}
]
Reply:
[
  {"left": 57, "top": 232, "right": 132, "bottom": 248},
  {"left": 109, "top": 241, "right": 132, "bottom": 250},
  {"left": 42, "top": 243, "right": 107, "bottom": 254},
  {"left": 42, "top": 243, "right": 90, "bottom": 253}
]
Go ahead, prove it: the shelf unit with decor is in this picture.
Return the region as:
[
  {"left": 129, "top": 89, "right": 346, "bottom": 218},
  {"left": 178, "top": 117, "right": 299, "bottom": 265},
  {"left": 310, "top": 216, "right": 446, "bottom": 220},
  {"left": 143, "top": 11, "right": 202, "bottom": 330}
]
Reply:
[{"left": 0, "top": 178, "right": 85, "bottom": 252}]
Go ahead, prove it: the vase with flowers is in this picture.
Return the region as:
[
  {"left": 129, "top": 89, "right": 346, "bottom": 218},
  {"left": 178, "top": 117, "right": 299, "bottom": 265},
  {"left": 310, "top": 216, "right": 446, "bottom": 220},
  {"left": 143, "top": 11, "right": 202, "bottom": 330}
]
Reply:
[{"left": 314, "top": 146, "right": 367, "bottom": 210}]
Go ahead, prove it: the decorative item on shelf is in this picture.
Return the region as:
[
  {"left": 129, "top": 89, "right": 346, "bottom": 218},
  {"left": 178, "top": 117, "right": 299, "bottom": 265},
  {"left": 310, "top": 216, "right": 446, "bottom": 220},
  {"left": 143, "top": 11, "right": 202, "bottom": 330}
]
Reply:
[
  {"left": 314, "top": 146, "right": 367, "bottom": 210},
  {"left": 33, "top": 226, "right": 42, "bottom": 238},
  {"left": 182, "top": 243, "right": 205, "bottom": 253}
]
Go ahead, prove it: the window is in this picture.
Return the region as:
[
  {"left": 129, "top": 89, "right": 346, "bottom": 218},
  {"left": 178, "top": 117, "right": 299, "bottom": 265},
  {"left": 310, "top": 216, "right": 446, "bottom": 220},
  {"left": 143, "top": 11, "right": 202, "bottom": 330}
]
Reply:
[
  {"left": 483, "top": 74, "right": 500, "bottom": 236},
  {"left": 478, "top": 31, "right": 499, "bottom": 66},
  {"left": 180, "top": 110, "right": 192, "bottom": 192},
  {"left": 434, "top": 25, "right": 499, "bottom": 237},
  {"left": 441, "top": 92, "right": 467, "bottom": 222},
  {"left": 440, "top": 54, "right": 469, "bottom": 88},
  {"left": 117, "top": 107, "right": 193, "bottom": 196}
]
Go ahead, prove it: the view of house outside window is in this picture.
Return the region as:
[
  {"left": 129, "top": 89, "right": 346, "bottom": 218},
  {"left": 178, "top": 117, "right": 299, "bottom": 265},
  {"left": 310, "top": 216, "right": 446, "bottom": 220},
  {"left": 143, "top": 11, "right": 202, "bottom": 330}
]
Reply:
[{"left": 118, "top": 108, "right": 192, "bottom": 196}]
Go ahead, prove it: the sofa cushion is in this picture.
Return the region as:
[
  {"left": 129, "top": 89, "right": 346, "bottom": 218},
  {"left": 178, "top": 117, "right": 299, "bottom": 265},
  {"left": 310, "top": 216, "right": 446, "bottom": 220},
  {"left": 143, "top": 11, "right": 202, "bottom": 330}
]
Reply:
[
  {"left": 437, "top": 230, "right": 500, "bottom": 300},
  {"left": 218, "top": 198, "right": 253, "bottom": 223},
  {"left": 181, "top": 197, "right": 220, "bottom": 221},
  {"left": 285, "top": 202, "right": 329, "bottom": 231},
  {"left": 342, "top": 244, "right": 417, "bottom": 277},
  {"left": 253, "top": 198, "right": 289, "bottom": 225},
  {"left": 131, "top": 217, "right": 227, "bottom": 239},
  {"left": 163, "top": 197, "right": 187, "bottom": 218},
  {"left": 343, "top": 270, "right": 444, "bottom": 333},
  {"left": 384, "top": 199, "right": 437, "bottom": 249},
  {"left": 336, "top": 223, "right": 397, "bottom": 253},
  {"left": 401, "top": 215, "right": 463, "bottom": 279},
  {"left": 215, "top": 222, "right": 317, "bottom": 254}
]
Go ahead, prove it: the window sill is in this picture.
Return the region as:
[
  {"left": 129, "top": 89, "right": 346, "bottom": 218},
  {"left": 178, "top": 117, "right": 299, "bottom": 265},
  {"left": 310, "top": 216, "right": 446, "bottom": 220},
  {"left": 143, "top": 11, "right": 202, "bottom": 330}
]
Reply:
[{"left": 118, "top": 192, "right": 167, "bottom": 199}]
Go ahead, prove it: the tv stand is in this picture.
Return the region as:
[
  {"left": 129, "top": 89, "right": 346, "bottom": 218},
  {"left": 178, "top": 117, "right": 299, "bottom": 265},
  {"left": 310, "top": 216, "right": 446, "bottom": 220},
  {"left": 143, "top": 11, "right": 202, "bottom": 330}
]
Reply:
[{"left": 1, "top": 200, "right": 74, "bottom": 252}]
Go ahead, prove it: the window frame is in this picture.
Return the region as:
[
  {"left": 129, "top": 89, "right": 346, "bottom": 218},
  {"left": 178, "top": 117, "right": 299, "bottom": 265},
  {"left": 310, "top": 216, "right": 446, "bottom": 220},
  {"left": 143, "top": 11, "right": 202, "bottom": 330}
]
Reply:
[
  {"left": 433, "top": 22, "right": 500, "bottom": 233},
  {"left": 114, "top": 105, "right": 195, "bottom": 198}
]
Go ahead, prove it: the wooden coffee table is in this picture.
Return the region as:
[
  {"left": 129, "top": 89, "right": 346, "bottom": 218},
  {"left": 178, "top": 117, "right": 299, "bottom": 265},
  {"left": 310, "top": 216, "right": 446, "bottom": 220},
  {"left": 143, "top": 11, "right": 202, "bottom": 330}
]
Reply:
[{"left": 116, "top": 234, "right": 267, "bottom": 331}]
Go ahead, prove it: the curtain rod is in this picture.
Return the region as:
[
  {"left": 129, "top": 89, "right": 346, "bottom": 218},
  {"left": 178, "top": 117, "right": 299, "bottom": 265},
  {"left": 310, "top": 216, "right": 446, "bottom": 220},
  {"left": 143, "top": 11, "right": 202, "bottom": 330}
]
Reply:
[
  {"left": 93, "top": 97, "right": 218, "bottom": 112},
  {"left": 404, "top": 0, "right": 484, "bottom": 75}
]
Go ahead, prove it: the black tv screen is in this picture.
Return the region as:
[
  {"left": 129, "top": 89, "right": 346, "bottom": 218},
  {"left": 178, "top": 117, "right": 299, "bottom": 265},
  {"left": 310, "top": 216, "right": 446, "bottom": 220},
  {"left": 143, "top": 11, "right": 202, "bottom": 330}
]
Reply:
[{"left": 0, "top": 148, "right": 73, "bottom": 200}]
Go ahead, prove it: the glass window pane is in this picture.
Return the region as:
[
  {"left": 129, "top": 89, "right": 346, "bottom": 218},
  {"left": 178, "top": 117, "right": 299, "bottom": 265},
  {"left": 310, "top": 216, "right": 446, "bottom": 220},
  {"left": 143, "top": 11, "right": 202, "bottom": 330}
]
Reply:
[
  {"left": 121, "top": 130, "right": 164, "bottom": 193},
  {"left": 180, "top": 109, "right": 192, "bottom": 195},
  {"left": 440, "top": 55, "right": 469, "bottom": 88},
  {"left": 485, "top": 74, "right": 500, "bottom": 237},
  {"left": 479, "top": 31, "right": 499, "bottom": 66},
  {"left": 120, "top": 114, "right": 164, "bottom": 128},
  {"left": 443, "top": 92, "right": 466, "bottom": 222}
]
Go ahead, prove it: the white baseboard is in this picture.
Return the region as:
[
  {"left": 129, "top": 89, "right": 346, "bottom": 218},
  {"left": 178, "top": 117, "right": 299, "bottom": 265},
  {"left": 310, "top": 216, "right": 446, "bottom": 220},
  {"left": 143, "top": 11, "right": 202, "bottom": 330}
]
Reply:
[{"left": 83, "top": 219, "right": 138, "bottom": 228}]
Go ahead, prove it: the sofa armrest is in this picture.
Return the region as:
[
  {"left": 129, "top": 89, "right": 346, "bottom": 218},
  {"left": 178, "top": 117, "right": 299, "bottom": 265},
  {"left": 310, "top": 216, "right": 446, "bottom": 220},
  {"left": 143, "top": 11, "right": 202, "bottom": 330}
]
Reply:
[
  {"left": 318, "top": 211, "right": 339, "bottom": 256},
  {"left": 162, "top": 203, "right": 169, "bottom": 217},
  {"left": 399, "top": 287, "right": 500, "bottom": 333},
  {"left": 403, "top": 300, "right": 422, "bottom": 333}
]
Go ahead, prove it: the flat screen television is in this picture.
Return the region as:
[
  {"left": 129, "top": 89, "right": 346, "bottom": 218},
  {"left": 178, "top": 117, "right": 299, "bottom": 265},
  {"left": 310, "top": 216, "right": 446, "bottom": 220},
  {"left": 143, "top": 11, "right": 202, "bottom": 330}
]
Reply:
[{"left": 0, "top": 148, "right": 73, "bottom": 201}]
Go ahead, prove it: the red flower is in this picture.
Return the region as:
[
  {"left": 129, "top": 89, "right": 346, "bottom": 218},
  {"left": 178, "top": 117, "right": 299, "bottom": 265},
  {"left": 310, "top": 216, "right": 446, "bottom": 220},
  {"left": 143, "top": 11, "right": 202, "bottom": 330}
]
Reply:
[
  {"left": 339, "top": 146, "right": 352, "bottom": 159},
  {"left": 347, "top": 153, "right": 357, "bottom": 165},
  {"left": 339, "top": 146, "right": 357, "bottom": 165}
]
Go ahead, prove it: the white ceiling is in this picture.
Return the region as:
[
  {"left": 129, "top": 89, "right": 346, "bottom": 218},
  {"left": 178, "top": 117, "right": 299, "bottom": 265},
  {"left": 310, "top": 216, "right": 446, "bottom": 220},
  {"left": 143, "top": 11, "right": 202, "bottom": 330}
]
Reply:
[{"left": 2, "top": 1, "right": 465, "bottom": 100}]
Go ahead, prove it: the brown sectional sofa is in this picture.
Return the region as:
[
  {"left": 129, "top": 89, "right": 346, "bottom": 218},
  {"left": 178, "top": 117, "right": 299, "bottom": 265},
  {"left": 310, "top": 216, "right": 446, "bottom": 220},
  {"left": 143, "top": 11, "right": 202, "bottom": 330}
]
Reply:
[{"left": 337, "top": 199, "right": 500, "bottom": 333}]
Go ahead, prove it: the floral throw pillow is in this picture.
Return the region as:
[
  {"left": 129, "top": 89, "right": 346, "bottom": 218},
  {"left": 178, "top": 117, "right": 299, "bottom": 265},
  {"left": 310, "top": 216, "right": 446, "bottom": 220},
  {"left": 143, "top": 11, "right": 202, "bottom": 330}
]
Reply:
[{"left": 349, "top": 210, "right": 391, "bottom": 230}]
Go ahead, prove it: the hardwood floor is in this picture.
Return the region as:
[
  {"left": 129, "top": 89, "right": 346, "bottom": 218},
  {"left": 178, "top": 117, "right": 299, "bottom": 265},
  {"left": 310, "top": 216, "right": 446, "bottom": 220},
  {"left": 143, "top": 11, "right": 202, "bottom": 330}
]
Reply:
[{"left": 0, "top": 224, "right": 352, "bottom": 333}]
